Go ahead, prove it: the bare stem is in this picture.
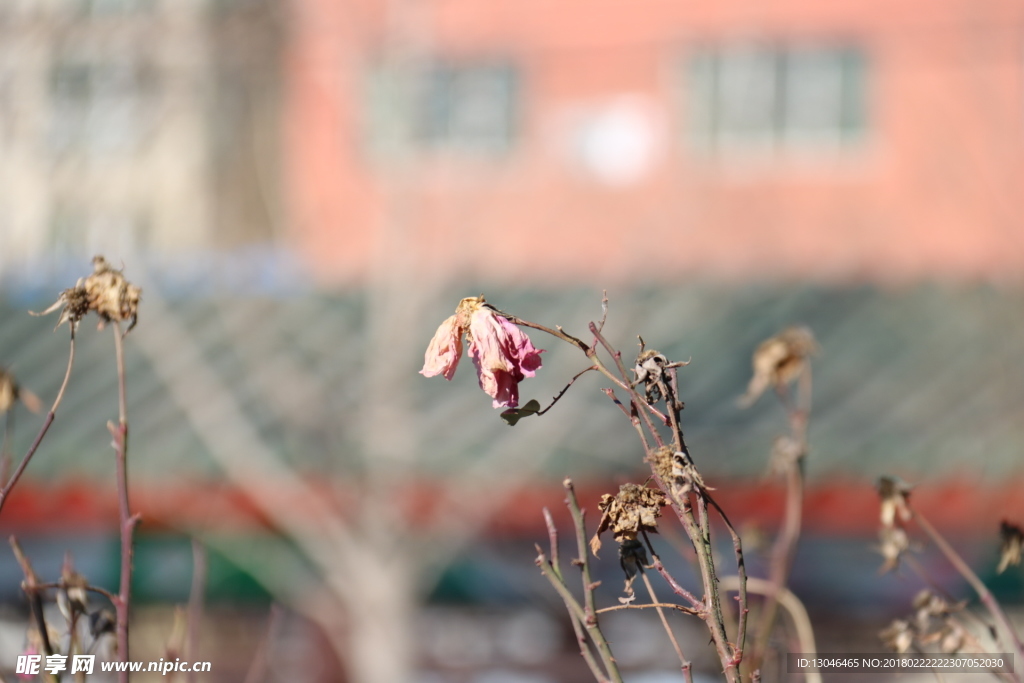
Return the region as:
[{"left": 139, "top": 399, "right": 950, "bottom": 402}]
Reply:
[
  {"left": 244, "top": 604, "right": 282, "bottom": 683},
  {"left": 563, "top": 479, "right": 623, "bottom": 682},
  {"left": 912, "top": 510, "right": 1024, "bottom": 664},
  {"left": 540, "top": 509, "right": 607, "bottom": 682},
  {"left": 1, "top": 410, "right": 12, "bottom": 485},
  {"left": 186, "top": 540, "right": 207, "bottom": 683},
  {"left": 752, "top": 376, "right": 810, "bottom": 673},
  {"left": 10, "top": 536, "right": 55, "bottom": 660},
  {"left": 641, "top": 571, "right": 693, "bottom": 683},
  {"left": 537, "top": 365, "right": 597, "bottom": 415},
  {"left": 0, "top": 335, "right": 75, "bottom": 517},
  {"left": 112, "top": 322, "right": 140, "bottom": 683},
  {"left": 704, "top": 491, "right": 749, "bottom": 663}
]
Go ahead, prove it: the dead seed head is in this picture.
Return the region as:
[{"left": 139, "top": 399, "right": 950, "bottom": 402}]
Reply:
[
  {"left": 877, "top": 476, "right": 913, "bottom": 528},
  {"left": 738, "top": 325, "right": 818, "bottom": 408},
  {"left": 590, "top": 483, "right": 666, "bottom": 556},
  {"left": 998, "top": 520, "right": 1023, "bottom": 574},
  {"left": 910, "top": 590, "right": 967, "bottom": 654},
  {"left": 32, "top": 256, "right": 141, "bottom": 334},
  {"left": 880, "top": 619, "right": 915, "bottom": 654},
  {"left": 0, "top": 368, "right": 41, "bottom": 414},
  {"left": 647, "top": 446, "right": 675, "bottom": 483},
  {"left": 634, "top": 349, "right": 668, "bottom": 403},
  {"left": 877, "top": 525, "right": 910, "bottom": 574}
]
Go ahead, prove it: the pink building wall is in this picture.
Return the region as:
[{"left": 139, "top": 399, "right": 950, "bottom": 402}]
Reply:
[{"left": 285, "top": 0, "right": 1024, "bottom": 285}]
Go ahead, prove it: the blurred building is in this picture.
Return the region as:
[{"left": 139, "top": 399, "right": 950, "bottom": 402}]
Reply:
[
  {"left": 287, "top": 0, "right": 1024, "bottom": 284},
  {"left": 0, "top": 0, "right": 283, "bottom": 277}
]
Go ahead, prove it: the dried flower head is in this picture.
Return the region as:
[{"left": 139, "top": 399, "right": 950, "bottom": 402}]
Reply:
[
  {"left": 877, "top": 525, "right": 910, "bottom": 573},
  {"left": 617, "top": 538, "right": 650, "bottom": 605},
  {"left": 32, "top": 256, "right": 141, "bottom": 334},
  {"left": 634, "top": 349, "right": 668, "bottom": 403},
  {"left": 880, "top": 618, "right": 915, "bottom": 653},
  {"left": 911, "top": 590, "right": 967, "bottom": 653},
  {"left": 998, "top": 520, "right": 1023, "bottom": 574},
  {"left": 421, "top": 296, "right": 544, "bottom": 408},
  {"left": 877, "top": 476, "right": 913, "bottom": 528},
  {"left": 647, "top": 445, "right": 675, "bottom": 483},
  {"left": 590, "top": 483, "right": 666, "bottom": 556},
  {"left": 647, "top": 445, "right": 704, "bottom": 500},
  {"left": 0, "top": 368, "right": 41, "bottom": 414},
  {"left": 738, "top": 326, "right": 818, "bottom": 408}
]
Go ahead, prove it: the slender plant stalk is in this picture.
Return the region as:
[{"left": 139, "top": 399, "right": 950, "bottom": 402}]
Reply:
[
  {"left": 186, "top": 540, "right": 207, "bottom": 683},
  {"left": 505, "top": 302, "right": 748, "bottom": 681},
  {"left": 539, "top": 507, "right": 609, "bottom": 683},
  {"left": 564, "top": 480, "right": 624, "bottom": 683},
  {"left": 912, "top": 510, "right": 1024, "bottom": 665},
  {"left": 112, "top": 322, "right": 140, "bottom": 682},
  {"left": 1, "top": 410, "right": 12, "bottom": 485},
  {"left": 0, "top": 335, "right": 76, "bottom": 517},
  {"left": 244, "top": 605, "right": 282, "bottom": 683},
  {"left": 641, "top": 571, "right": 693, "bottom": 683},
  {"left": 751, "top": 370, "right": 811, "bottom": 674}
]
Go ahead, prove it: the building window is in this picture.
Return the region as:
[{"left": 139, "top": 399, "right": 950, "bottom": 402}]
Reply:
[
  {"left": 49, "top": 60, "right": 158, "bottom": 155},
  {"left": 687, "top": 44, "right": 866, "bottom": 153},
  {"left": 365, "top": 60, "right": 520, "bottom": 157}
]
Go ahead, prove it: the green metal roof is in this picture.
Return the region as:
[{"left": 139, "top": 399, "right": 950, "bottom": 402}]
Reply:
[{"left": 0, "top": 282, "right": 1022, "bottom": 487}]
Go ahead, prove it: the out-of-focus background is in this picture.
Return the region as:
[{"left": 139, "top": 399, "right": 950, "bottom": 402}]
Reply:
[{"left": 0, "top": 0, "right": 1023, "bottom": 681}]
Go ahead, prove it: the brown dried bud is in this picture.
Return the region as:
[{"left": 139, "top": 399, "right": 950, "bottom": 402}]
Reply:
[
  {"left": 738, "top": 326, "right": 818, "bottom": 408},
  {"left": 0, "top": 368, "right": 41, "bottom": 414},
  {"left": 634, "top": 349, "right": 668, "bottom": 403},
  {"left": 877, "top": 476, "right": 912, "bottom": 528},
  {"left": 32, "top": 256, "right": 141, "bottom": 334},
  {"left": 877, "top": 525, "right": 910, "bottom": 573},
  {"left": 646, "top": 445, "right": 705, "bottom": 501},
  {"left": 590, "top": 483, "right": 667, "bottom": 556},
  {"left": 880, "top": 619, "right": 915, "bottom": 654},
  {"left": 998, "top": 520, "right": 1023, "bottom": 574}
]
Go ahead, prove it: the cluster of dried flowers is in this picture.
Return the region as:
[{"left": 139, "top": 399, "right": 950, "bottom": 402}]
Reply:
[
  {"left": 880, "top": 589, "right": 969, "bottom": 654},
  {"left": 421, "top": 296, "right": 543, "bottom": 408},
  {"left": 32, "top": 256, "right": 141, "bottom": 334}
]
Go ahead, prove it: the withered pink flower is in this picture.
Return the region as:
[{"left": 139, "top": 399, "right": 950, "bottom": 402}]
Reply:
[
  {"left": 420, "top": 297, "right": 543, "bottom": 408},
  {"left": 420, "top": 315, "right": 462, "bottom": 381}
]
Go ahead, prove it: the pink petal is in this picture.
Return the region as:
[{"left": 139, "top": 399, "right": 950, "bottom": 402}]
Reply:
[{"left": 420, "top": 315, "right": 463, "bottom": 380}]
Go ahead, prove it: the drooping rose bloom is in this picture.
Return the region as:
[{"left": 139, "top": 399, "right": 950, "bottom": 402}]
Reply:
[{"left": 421, "top": 297, "right": 543, "bottom": 408}]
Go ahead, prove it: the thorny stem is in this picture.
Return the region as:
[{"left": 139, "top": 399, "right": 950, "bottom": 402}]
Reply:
[
  {"left": 511, "top": 303, "right": 745, "bottom": 681},
  {"left": 589, "top": 322, "right": 669, "bottom": 437},
  {"left": 641, "top": 531, "right": 703, "bottom": 611},
  {"left": 722, "top": 576, "right": 821, "bottom": 683},
  {"left": 540, "top": 507, "right": 608, "bottom": 683},
  {"left": 597, "top": 602, "right": 698, "bottom": 615},
  {"left": 641, "top": 571, "right": 693, "bottom": 683},
  {"left": 912, "top": 510, "right": 1024, "bottom": 664},
  {"left": 0, "top": 335, "right": 76, "bottom": 517},
  {"left": 564, "top": 480, "right": 623, "bottom": 683},
  {"left": 112, "top": 322, "right": 140, "bottom": 682},
  {"left": 704, "top": 490, "right": 749, "bottom": 664}
]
